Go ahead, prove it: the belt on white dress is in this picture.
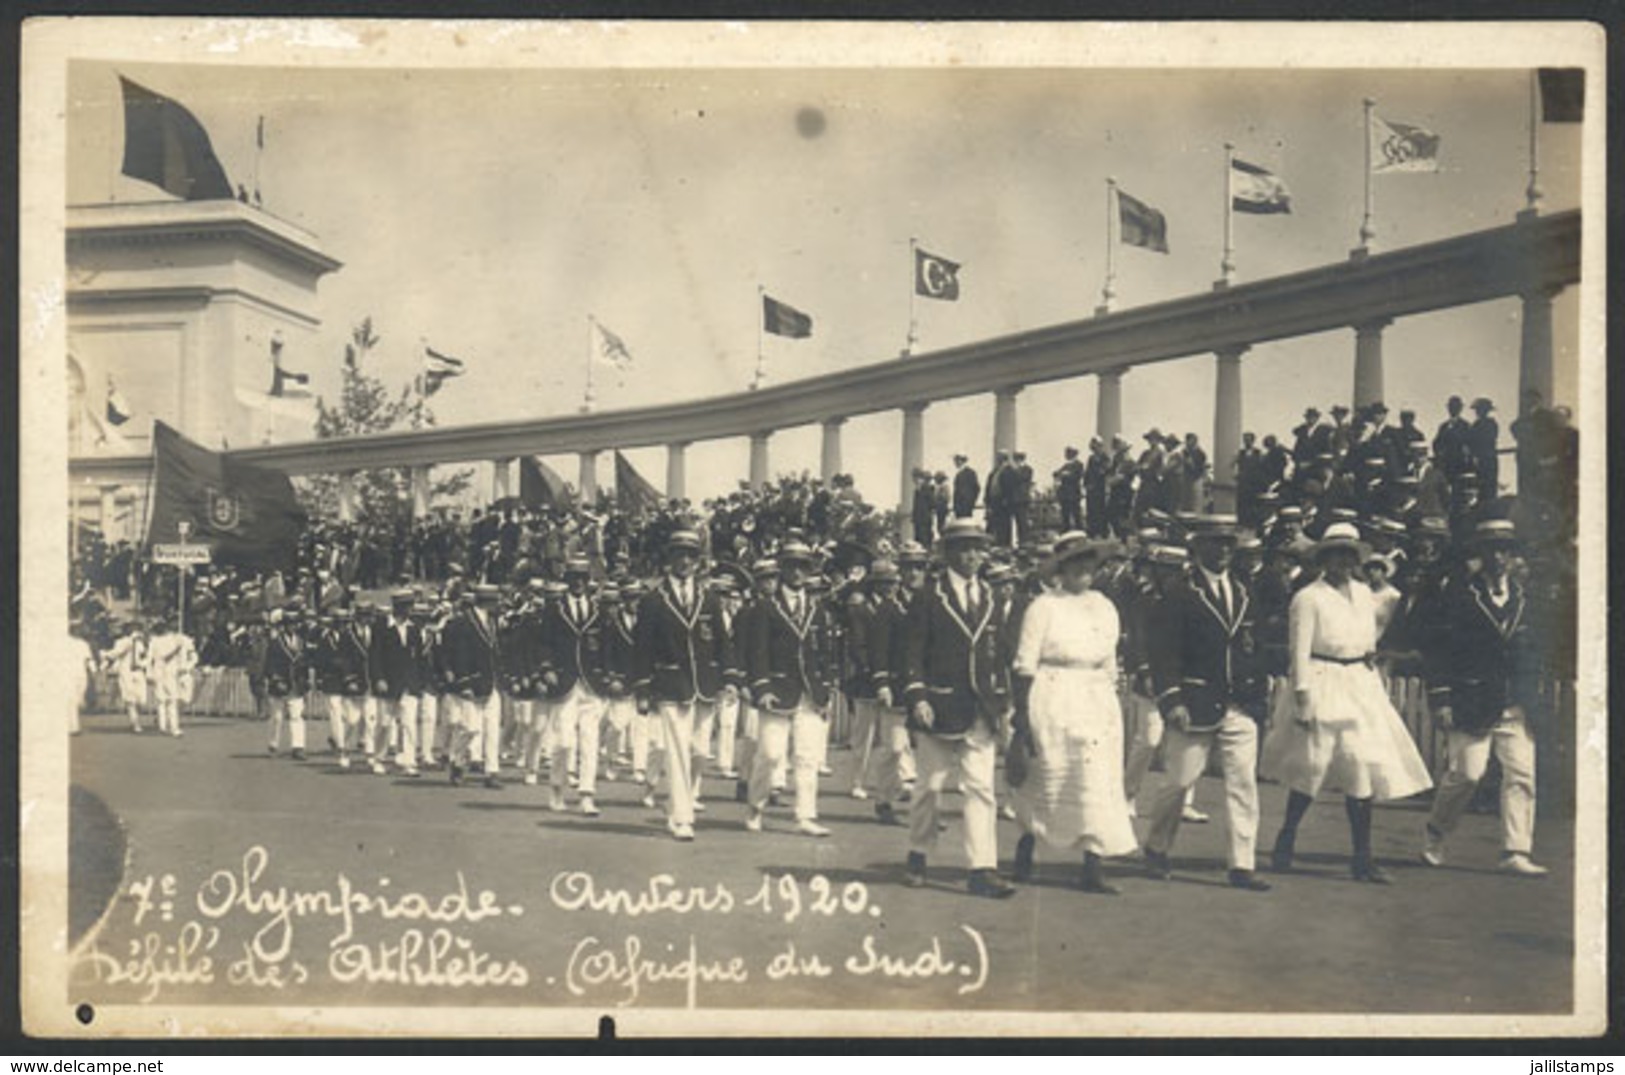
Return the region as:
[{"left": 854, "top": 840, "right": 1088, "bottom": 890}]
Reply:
[{"left": 1311, "top": 652, "right": 1374, "bottom": 668}]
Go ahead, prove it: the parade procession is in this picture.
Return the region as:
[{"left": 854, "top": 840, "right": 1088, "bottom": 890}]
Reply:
[{"left": 39, "top": 41, "right": 1598, "bottom": 1028}]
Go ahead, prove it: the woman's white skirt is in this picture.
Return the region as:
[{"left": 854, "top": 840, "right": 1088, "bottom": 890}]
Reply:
[
  {"left": 1012, "top": 666, "right": 1140, "bottom": 856},
  {"left": 1260, "top": 661, "right": 1433, "bottom": 801}
]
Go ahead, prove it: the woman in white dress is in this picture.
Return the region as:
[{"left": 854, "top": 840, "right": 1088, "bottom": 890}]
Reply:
[
  {"left": 1261, "top": 523, "right": 1433, "bottom": 883},
  {"left": 1007, "top": 533, "right": 1139, "bottom": 894},
  {"left": 106, "top": 622, "right": 150, "bottom": 732}
]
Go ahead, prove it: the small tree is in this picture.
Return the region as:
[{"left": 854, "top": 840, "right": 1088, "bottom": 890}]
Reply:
[{"left": 296, "top": 317, "right": 473, "bottom": 526}]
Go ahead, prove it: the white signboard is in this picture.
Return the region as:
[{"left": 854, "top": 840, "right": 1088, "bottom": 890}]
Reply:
[{"left": 150, "top": 543, "right": 212, "bottom": 565}]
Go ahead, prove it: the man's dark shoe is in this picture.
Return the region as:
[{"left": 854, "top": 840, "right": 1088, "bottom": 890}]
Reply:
[
  {"left": 875, "top": 802, "right": 901, "bottom": 826},
  {"left": 1227, "top": 869, "right": 1272, "bottom": 892},
  {"left": 449, "top": 762, "right": 463, "bottom": 786},
  {"left": 903, "top": 851, "right": 927, "bottom": 888},
  {"left": 1144, "top": 849, "right": 1172, "bottom": 880},
  {"left": 1351, "top": 859, "right": 1393, "bottom": 885},
  {"left": 484, "top": 775, "right": 503, "bottom": 790},
  {"left": 1270, "top": 831, "right": 1295, "bottom": 873},
  {"left": 967, "top": 869, "right": 1016, "bottom": 899}
]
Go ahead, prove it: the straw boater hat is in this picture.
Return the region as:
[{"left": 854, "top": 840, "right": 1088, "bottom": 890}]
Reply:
[
  {"left": 940, "top": 518, "right": 990, "bottom": 546},
  {"left": 1185, "top": 514, "right": 1241, "bottom": 545},
  {"left": 1051, "top": 531, "right": 1108, "bottom": 570},
  {"left": 1312, "top": 522, "right": 1367, "bottom": 562},
  {"left": 666, "top": 528, "right": 702, "bottom": 553},
  {"left": 1469, "top": 518, "right": 1519, "bottom": 550},
  {"left": 564, "top": 556, "right": 593, "bottom": 577},
  {"left": 473, "top": 584, "right": 502, "bottom": 603},
  {"left": 777, "top": 540, "right": 816, "bottom": 564},
  {"left": 896, "top": 541, "right": 929, "bottom": 565},
  {"left": 867, "top": 559, "right": 900, "bottom": 584}
]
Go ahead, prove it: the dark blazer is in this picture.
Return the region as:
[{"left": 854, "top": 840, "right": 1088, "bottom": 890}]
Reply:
[
  {"left": 747, "top": 587, "right": 835, "bottom": 713},
  {"left": 632, "top": 576, "right": 734, "bottom": 705},
  {"left": 443, "top": 607, "right": 501, "bottom": 698},
  {"left": 541, "top": 595, "right": 612, "bottom": 698},
  {"left": 873, "top": 593, "right": 911, "bottom": 704},
  {"left": 369, "top": 618, "right": 423, "bottom": 699},
  {"left": 601, "top": 609, "right": 639, "bottom": 699},
  {"left": 262, "top": 629, "right": 309, "bottom": 698},
  {"left": 1148, "top": 569, "right": 1268, "bottom": 729},
  {"left": 499, "top": 609, "right": 542, "bottom": 699},
  {"left": 1426, "top": 574, "right": 1535, "bottom": 735},
  {"left": 952, "top": 466, "right": 980, "bottom": 518},
  {"left": 902, "top": 574, "right": 1009, "bottom": 738}
]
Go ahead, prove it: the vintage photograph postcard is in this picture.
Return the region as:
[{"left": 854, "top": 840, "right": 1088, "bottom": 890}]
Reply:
[{"left": 18, "top": 18, "right": 1608, "bottom": 1038}]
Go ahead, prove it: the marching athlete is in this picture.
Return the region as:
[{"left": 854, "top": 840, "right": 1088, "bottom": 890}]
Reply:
[
  {"left": 371, "top": 590, "right": 424, "bottom": 777},
  {"left": 539, "top": 558, "right": 609, "bottom": 816},
  {"left": 106, "top": 621, "right": 150, "bottom": 733},
  {"left": 444, "top": 584, "right": 506, "bottom": 790},
  {"left": 263, "top": 606, "right": 310, "bottom": 759}
]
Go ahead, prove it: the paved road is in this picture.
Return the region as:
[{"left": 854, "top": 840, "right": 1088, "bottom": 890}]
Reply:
[{"left": 66, "top": 711, "right": 1573, "bottom": 1015}]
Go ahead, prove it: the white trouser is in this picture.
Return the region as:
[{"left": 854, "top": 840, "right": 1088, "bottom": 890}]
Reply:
[
  {"left": 734, "top": 703, "right": 761, "bottom": 781},
  {"left": 418, "top": 693, "right": 440, "bottom": 762},
  {"left": 268, "top": 695, "right": 306, "bottom": 751},
  {"left": 714, "top": 691, "right": 740, "bottom": 774},
  {"left": 517, "top": 699, "right": 543, "bottom": 774},
  {"left": 849, "top": 695, "right": 882, "bottom": 791},
  {"left": 631, "top": 708, "right": 664, "bottom": 778},
  {"left": 338, "top": 695, "right": 378, "bottom": 757},
  {"left": 452, "top": 691, "right": 502, "bottom": 774},
  {"left": 1122, "top": 691, "right": 1163, "bottom": 803},
  {"left": 548, "top": 685, "right": 603, "bottom": 795},
  {"left": 383, "top": 695, "right": 420, "bottom": 768},
  {"left": 910, "top": 722, "right": 998, "bottom": 870},
  {"left": 658, "top": 700, "right": 711, "bottom": 827},
  {"left": 1145, "top": 709, "right": 1260, "bottom": 871},
  {"left": 866, "top": 704, "right": 911, "bottom": 804},
  {"left": 603, "top": 697, "right": 635, "bottom": 764},
  {"left": 1427, "top": 709, "right": 1537, "bottom": 855},
  {"left": 749, "top": 701, "right": 829, "bottom": 821}
]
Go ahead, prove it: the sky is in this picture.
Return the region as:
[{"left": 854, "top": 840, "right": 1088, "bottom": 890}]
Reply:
[{"left": 66, "top": 60, "right": 1583, "bottom": 504}]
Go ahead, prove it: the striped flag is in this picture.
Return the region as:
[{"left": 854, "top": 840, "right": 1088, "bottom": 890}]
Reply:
[
  {"left": 1231, "top": 158, "right": 1292, "bottom": 214},
  {"left": 421, "top": 346, "right": 466, "bottom": 395},
  {"left": 1117, "top": 189, "right": 1169, "bottom": 253},
  {"left": 1372, "top": 115, "right": 1441, "bottom": 173}
]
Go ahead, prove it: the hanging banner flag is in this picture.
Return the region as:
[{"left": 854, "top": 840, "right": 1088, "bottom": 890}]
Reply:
[
  {"left": 1231, "top": 158, "right": 1293, "bottom": 214},
  {"left": 105, "top": 376, "right": 132, "bottom": 426},
  {"left": 118, "top": 76, "right": 234, "bottom": 201},
  {"left": 1372, "top": 115, "right": 1441, "bottom": 173},
  {"left": 144, "top": 421, "right": 307, "bottom": 570},
  {"left": 595, "top": 321, "right": 635, "bottom": 370},
  {"left": 1117, "top": 189, "right": 1170, "bottom": 253},
  {"left": 914, "top": 248, "right": 962, "bottom": 301},
  {"left": 1537, "top": 68, "right": 1584, "bottom": 123},
  {"left": 520, "top": 456, "right": 577, "bottom": 510},
  {"left": 421, "top": 346, "right": 466, "bottom": 395},
  {"left": 762, "top": 295, "right": 813, "bottom": 339},
  {"left": 271, "top": 362, "right": 311, "bottom": 398},
  {"left": 614, "top": 451, "right": 664, "bottom": 514}
]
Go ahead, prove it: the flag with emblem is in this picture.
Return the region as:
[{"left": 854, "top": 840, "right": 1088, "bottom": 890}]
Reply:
[
  {"left": 1230, "top": 158, "right": 1293, "bottom": 214},
  {"left": 1117, "top": 189, "right": 1170, "bottom": 253},
  {"left": 145, "top": 420, "right": 306, "bottom": 569},
  {"left": 762, "top": 295, "right": 813, "bottom": 339},
  {"left": 119, "top": 76, "right": 234, "bottom": 201},
  {"left": 420, "top": 346, "right": 466, "bottom": 395},
  {"left": 1371, "top": 115, "right": 1441, "bottom": 173},
  {"left": 914, "top": 248, "right": 961, "bottom": 301}
]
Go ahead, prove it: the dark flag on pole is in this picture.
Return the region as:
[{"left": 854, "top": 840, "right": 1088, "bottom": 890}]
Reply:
[
  {"left": 1538, "top": 68, "right": 1584, "bottom": 123},
  {"left": 520, "top": 456, "right": 577, "bottom": 510},
  {"left": 614, "top": 451, "right": 664, "bottom": 514},
  {"left": 145, "top": 421, "right": 307, "bottom": 570},
  {"left": 119, "top": 77, "right": 234, "bottom": 201},
  {"left": 762, "top": 295, "right": 813, "bottom": 339},
  {"left": 421, "top": 347, "right": 466, "bottom": 395},
  {"left": 914, "top": 248, "right": 961, "bottom": 301},
  {"left": 1117, "top": 189, "right": 1170, "bottom": 253}
]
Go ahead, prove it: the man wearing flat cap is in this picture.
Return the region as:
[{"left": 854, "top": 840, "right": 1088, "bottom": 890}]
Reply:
[
  {"left": 1143, "top": 515, "right": 1273, "bottom": 891},
  {"left": 901, "top": 517, "right": 1015, "bottom": 898},
  {"left": 632, "top": 529, "right": 738, "bottom": 841}
]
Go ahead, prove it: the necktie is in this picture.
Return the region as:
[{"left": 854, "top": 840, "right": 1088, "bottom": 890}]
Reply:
[{"left": 1217, "top": 575, "right": 1232, "bottom": 622}]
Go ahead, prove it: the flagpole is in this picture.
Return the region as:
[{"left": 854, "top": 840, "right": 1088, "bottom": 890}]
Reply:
[
  {"left": 583, "top": 314, "right": 596, "bottom": 414},
  {"left": 1099, "top": 177, "right": 1118, "bottom": 314},
  {"left": 254, "top": 115, "right": 264, "bottom": 206},
  {"left": 1219, "top": 142, "right": 1236, "bottom": 286},
  {"left": 752, "top": 285, "right": 766, "bottom": 391},
  {"left": 1525, "top": 69, "right": 1543, "bottom": 212},
  {"left": 1359, "top": 98, "right": 1377, "bottom": 254},
  {"left": 905, "top": 237, "right": 918, "bottom": 356}
]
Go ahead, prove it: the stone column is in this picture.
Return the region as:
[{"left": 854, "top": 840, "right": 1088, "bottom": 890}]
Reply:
[
  {"left": 993, "top": 386, "right": 1022, "bottom": 461},
  {"left": 1096, "top": 368, "right": 1123, "bottom": 444},
  {"left": 749, "top": 431, "right": 772, "bottom": 491},
  {"left": 1519, "top": 286, "right": 1560, "bottom": 408},
  {"left": 337, "top": 471, "right": 360, "bottom": 523},
  {"left": 899, "top": 402, "right": 928, "bottom": 517},
  {"left": 666, "top": 442, "right": 688, "bottom": 501},
  {"left": 491, "top": 457, "right": 513, "bottom": 502},
  {"left": 1353, "top": 318, "right": 1391, "bottom": 410},
  {"left": 99, "top": 484, "right": 121, "bottom": 543},
  {"left": 411, "top": 465, "right": 432, "bottom": 519},
  {"left": 1212, "top": 346, "right": 1249, "bottom": 513},
  {"left": 820, "top": 417, "right": 845, "bottom": 482},
  {"left": 578, "top": 450, "right": 600, "bottom": 503}
]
